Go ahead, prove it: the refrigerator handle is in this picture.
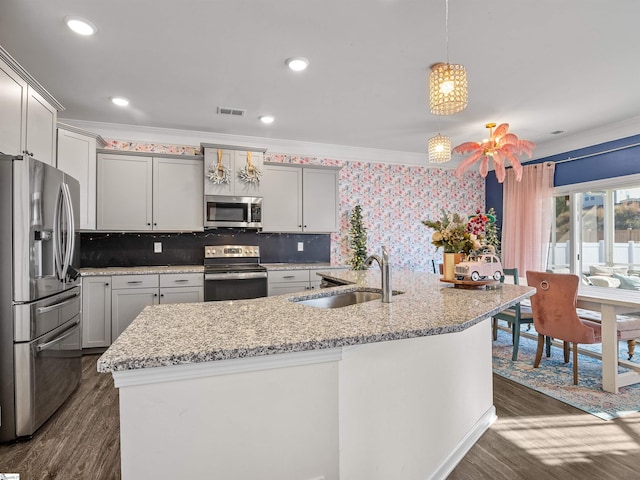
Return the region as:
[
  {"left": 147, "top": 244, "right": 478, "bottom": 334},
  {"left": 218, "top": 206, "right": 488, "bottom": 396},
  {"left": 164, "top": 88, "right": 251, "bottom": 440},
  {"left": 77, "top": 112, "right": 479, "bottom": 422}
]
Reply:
[
  {"left": 53, "top": 184, "right": 64, "bottom": 280},
  {"left": 61, "top": 183, "right": 75, "bottom": 281}
]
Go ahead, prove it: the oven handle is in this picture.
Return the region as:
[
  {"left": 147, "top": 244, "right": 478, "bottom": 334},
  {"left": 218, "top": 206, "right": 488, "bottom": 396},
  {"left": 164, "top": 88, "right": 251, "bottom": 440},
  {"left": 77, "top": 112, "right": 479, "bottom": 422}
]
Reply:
[
  {"left": 205, "top": 272, "right": 268, "bottom": 281},
  {"left": 36, "top": 318, "right": 80, "bottom": 352}
]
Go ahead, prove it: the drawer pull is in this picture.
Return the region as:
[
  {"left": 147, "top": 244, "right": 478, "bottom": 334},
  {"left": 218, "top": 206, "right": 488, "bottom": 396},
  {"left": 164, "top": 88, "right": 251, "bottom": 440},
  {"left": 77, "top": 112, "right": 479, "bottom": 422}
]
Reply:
[
  {"left": 283, "top": 275, "right": 296, "bottom": 279},
  {"left": 127, "top": 280, "right": 143, "bottom": 284},
  {"left": 174, "top": 279, "right": 189, "bottom": 283}
]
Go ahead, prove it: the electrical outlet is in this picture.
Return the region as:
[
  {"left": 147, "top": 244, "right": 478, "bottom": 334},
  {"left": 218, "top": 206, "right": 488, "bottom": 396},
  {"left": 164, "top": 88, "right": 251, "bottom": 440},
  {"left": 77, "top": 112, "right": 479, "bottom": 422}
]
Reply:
[
  {"left": 297, "top": 242, "right": 304, "bottom": 252},
  {"left": 154, "top": 242, "right": 162, "bottom": 253}
]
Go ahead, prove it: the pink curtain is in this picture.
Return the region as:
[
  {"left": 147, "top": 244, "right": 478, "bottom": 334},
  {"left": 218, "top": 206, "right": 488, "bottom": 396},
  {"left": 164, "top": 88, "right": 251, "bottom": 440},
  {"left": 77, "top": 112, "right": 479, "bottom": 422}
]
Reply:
[{"left": 502, "top": 163, "right": 555, "bottom": 275}]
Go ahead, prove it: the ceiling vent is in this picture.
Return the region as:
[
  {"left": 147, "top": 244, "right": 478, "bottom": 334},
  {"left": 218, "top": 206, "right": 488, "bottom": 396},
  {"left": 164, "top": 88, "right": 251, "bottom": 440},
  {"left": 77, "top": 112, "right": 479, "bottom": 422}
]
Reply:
[{"left": 217, "top": 106, "right": 246, "bottom": 117}]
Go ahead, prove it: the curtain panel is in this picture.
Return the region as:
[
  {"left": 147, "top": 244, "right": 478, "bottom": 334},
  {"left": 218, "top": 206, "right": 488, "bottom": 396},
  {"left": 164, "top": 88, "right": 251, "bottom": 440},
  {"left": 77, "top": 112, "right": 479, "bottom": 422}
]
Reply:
[{"left": 502, "top": 163, "right": 555, "bottom": 275}]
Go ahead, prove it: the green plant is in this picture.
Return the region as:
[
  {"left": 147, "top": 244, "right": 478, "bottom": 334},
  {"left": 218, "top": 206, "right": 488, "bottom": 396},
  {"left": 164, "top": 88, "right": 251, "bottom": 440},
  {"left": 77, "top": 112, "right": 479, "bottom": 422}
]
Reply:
[{"left": 348, "top": 205, "right": 368, "bottom": 270}]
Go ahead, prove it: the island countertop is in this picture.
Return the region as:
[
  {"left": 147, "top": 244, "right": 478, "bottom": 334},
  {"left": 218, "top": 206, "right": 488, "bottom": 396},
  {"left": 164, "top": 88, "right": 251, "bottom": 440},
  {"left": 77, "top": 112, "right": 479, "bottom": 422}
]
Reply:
[{"left": 97, "top": 269, "right": 535, "bottom": 373}]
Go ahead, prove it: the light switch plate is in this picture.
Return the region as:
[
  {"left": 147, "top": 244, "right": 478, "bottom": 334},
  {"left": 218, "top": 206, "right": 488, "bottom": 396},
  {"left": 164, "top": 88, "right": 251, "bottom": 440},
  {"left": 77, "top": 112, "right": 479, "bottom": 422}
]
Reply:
[
  {"left": 154, "top": 242, "right": 162, "bottom": 253},
  {"left": 297, "top": 242, "right": 304, "bottom": 252}
]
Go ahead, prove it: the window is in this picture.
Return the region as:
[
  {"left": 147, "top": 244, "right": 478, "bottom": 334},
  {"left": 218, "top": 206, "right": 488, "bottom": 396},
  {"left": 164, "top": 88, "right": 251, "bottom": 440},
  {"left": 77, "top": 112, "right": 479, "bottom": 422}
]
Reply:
[{"left": 548, "top": 174, "right": 640, "bottom": 287}]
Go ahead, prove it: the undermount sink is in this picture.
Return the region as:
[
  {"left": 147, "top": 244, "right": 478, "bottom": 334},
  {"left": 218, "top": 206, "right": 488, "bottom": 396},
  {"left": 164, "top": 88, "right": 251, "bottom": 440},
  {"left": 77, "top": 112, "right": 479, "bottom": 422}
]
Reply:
[{"left": 293, "top": 290, "right": 383, "bottom": 309}]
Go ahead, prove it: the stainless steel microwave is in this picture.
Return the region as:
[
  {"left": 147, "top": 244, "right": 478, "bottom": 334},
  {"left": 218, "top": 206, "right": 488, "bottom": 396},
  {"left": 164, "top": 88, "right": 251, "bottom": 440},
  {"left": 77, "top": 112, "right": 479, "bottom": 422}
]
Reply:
[{"left": 204, "top": 195, "right": 262, "bottom": 229}]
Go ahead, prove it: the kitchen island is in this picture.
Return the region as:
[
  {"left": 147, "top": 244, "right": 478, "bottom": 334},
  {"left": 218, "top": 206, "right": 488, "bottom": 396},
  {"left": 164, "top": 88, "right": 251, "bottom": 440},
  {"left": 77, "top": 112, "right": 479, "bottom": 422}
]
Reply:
[{"left": 98, "top": 269, "right": 534, "bottom": 480}]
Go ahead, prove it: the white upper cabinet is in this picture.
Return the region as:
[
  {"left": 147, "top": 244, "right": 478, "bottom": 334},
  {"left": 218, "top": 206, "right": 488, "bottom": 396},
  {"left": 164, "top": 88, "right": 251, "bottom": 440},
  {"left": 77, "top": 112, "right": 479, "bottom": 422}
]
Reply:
[
  {"left": 25, "top": 87, "right": 57, "bottom": 165},
  {"left": 56, "top": 124, "right": 105, "bottom": 230},
  {"left": 302, "top": 167, "right": 340, "bottom": 232},
  {"left": 97, "top": 154, "right": 153, "bottom": 230},
  {"left": 153, "top": 157, "right": 203, "bottom": 230},
  {"left": 0, "top": 59, "right": 26, "bottom": 156},
  {"left": 261, "top": 164, "right": 303, "bottom": 232},
  {"left": 262, "top": 163, "right": 340, "bottom": 233},
  {"left": 96, "top": 152, "right": 203, "bottom": 232},
  {"left": 0, "top": 48, "right": 62, "bottom": 164},
  {"left": 203, "top": 145, "right": 264, "bottom": 197}
]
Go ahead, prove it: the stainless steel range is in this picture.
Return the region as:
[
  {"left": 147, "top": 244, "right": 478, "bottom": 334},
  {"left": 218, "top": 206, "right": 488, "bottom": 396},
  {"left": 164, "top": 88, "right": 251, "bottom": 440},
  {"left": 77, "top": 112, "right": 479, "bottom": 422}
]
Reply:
[{"left": 204, "top": 245, "right": 267, "bottom": 301}]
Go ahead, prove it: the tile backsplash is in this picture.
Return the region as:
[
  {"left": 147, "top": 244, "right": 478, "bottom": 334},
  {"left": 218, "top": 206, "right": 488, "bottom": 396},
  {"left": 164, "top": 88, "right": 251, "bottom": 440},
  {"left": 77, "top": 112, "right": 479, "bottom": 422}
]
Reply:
[{"left": 80, "top": 231, "right": 330, "bottom": 267}]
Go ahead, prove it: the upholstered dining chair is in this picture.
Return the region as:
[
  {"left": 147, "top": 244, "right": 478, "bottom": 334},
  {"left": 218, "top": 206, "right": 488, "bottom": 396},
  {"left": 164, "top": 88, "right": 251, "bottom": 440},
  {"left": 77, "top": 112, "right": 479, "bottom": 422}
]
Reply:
[
  {"left": 492, "top": 268, "right": 535, "bottom": 361},
  {"left": 526, "top": 271, "right": 602, "bottom": 385}
]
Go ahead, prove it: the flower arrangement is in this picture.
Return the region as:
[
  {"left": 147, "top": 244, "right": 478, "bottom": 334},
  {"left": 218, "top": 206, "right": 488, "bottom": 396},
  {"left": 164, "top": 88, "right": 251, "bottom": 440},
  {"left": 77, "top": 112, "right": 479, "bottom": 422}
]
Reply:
[{"left": 422, "top": 208, "right": 499, "bottom": 255}]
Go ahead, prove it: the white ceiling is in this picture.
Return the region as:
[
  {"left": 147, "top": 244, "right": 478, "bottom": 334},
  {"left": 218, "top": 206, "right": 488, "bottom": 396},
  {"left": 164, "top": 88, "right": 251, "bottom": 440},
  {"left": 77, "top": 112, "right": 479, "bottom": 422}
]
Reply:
[{"left": 2, "top": 0, "right": 640, "bottom": 166}]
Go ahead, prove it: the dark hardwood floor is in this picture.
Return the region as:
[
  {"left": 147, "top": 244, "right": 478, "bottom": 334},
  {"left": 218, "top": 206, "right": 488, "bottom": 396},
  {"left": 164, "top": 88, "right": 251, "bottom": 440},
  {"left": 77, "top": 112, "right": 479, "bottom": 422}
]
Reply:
[
  {"left": 0, "top": 354, "right": 120, "bottom": 480},
  {"left": 2, "top": 356, "right": 640, "bottom": 480},
  {"left": 449, "top": 375, "right": 640, "bottom": 480}
]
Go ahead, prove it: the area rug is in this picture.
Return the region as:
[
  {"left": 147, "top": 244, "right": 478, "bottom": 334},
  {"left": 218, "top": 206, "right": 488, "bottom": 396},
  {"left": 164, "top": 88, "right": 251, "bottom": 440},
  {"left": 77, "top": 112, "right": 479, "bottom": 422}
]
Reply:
[{"left": 492, "top": 328, "right": 640, "bottom": 420}]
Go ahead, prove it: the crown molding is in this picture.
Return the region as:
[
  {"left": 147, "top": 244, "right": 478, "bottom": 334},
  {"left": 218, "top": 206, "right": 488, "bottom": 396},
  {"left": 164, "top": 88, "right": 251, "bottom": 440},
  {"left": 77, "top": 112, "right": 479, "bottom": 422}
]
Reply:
[
  {"left": 59, "top": 117, "right": 640, "bottom": 168},
  {"left": 530, "top": 115, "right": 640, "bottom": 161},
  {"left": 0, "top": 45, "right": 65, "bottom": 112},
  {"left": 58, "top": 119, "right": 453, "bottom": 167},
  {"left": 57, "top": 122, "right": 106, "bottom": 147}
]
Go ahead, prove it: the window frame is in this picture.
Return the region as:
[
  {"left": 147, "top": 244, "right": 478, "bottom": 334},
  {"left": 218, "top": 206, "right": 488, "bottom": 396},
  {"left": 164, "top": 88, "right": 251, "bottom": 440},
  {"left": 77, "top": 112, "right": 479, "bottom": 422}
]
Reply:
[{"left": 552, "top": 173, "right": 640, "bottom": 275}]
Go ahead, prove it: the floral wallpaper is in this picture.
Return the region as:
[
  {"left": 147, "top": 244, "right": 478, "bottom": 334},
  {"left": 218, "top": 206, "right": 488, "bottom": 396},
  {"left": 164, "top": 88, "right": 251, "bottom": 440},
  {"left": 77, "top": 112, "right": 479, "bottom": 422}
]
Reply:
[
  {"left": 104, "top": 141, "right": 486, "bottom": 272},
  {"left": 104, "top": 139, "right": 201, "bottom": 156}
]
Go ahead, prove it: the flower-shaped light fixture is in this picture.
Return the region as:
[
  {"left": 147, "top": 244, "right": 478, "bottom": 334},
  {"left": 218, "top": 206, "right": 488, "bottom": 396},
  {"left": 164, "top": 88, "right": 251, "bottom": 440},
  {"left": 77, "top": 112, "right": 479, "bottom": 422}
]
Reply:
[
  {"left": 453, "top": 123, "right": 535, "bottom": 183},
  {"left": 427, "top": 134, "right": 451, "bottom": 163},
  {"left": 428, "top": 0, "right": 467, "bottom": 115}
]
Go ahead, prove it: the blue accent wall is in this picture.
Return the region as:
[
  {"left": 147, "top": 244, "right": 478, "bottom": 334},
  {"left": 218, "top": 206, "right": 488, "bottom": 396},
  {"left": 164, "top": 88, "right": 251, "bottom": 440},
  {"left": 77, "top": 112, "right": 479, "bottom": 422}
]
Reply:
[{"left": 485, "top": 134, "right": 640, "bottom": 234}]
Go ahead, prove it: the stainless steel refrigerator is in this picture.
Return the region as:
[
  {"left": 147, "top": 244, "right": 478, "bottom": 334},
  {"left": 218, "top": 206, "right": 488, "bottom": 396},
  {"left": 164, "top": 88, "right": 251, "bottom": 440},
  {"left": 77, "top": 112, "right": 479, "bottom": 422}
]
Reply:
[{"left": 0, "top": 154, "right": 82, "bottom": 442}]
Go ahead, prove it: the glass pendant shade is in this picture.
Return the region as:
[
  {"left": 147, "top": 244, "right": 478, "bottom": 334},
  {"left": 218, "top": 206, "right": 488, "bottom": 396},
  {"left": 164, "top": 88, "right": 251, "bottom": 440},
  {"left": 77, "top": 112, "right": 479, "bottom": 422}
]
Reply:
[
  {"left": 429, "top": 63, "right": 468, "bottom": 115},
  {"left": 428, "top": 134, "right": 452, "bottom": 163}
]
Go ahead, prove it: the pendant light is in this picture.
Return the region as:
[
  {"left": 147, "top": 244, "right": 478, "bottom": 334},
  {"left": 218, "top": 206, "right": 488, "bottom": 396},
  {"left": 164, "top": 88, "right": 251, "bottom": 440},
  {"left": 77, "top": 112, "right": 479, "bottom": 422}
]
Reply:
[
  {"left": 429, "top": 0, "right": 467, "bottom": 115},
  {"left": 428, "top": 134, "right": 452, "bottom": 163}
]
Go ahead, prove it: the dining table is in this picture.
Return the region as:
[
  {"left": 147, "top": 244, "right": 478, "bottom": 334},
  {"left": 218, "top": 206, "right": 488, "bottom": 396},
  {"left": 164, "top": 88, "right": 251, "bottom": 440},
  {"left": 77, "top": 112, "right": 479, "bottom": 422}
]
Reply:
[{"left": 577, "top": 286, "right": 640, "bottom": 393}]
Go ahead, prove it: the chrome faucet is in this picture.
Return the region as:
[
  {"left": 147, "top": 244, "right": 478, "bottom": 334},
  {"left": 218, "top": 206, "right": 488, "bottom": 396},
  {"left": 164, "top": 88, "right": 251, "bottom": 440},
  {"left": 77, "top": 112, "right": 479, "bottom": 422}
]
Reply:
[{"left": 364, "top": 246, "right": 392, "bottom": 303}]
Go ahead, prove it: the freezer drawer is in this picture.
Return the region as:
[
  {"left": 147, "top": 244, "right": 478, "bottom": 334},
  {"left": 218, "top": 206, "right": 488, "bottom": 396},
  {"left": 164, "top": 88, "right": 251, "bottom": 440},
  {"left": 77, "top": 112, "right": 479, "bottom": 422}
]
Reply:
[
  {"left": 14, "top": 317, "right": 81, "bottom": 438},
  {"left": 14, "top": 286, "right": 81, "bottom": 342}
]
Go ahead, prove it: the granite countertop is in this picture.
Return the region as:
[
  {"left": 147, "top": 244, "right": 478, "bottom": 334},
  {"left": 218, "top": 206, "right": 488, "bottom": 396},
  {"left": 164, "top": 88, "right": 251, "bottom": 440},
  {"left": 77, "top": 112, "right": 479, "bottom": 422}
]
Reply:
[
  {"left": 97, "top": 269, "right": 535, "bottom": 373},
  {"left": 80, "top": 264, "right": 345, "bottom": 276},
  {"left": 262, "top": 263, "right": 348, "bottom": 271},
  {"left": 79, "top": 265, "right": 204, "bottom": 276}
]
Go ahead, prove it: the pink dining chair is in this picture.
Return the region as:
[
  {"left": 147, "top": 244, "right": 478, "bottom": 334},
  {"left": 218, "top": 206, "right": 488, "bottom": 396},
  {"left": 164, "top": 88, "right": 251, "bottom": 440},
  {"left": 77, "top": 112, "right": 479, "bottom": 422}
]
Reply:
[{"left": 526, "top": 271, "right": 602, "bottom": 385}]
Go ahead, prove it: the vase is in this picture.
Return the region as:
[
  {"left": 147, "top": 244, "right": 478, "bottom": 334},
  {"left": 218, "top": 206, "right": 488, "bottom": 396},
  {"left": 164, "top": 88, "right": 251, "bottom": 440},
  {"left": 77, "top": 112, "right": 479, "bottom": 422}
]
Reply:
[{"left": 443, "top": 253, "right": 465, "bottom": 281}]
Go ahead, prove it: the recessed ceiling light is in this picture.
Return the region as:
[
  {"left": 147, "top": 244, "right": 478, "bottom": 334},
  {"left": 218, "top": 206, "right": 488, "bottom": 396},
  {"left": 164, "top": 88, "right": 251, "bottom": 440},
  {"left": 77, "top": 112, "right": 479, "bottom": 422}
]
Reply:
[
  {"left": 285, "top": 57, "right": 309, "bottom": 72},
  {"left": 259, "top": 115, "right": 275, "bottom": 124},
  {"left": 111, "top": 96, "right": 129, "bottom": 107},
  {"left": 64, "top": 16, "right": 97, "bottom": 36}
]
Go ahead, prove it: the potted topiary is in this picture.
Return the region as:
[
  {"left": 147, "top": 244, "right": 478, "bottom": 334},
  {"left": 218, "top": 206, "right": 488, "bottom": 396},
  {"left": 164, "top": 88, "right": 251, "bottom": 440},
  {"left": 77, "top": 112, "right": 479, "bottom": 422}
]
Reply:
[{"left": 348, "top": 205, "right": 368, "bottom": 270}]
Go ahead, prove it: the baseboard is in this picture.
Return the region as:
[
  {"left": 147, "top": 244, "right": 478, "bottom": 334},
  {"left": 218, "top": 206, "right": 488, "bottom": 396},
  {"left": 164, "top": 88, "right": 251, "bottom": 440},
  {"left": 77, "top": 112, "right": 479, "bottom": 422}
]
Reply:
[{"left": 425, "top": 405, "right": 497, "bottom": 480}]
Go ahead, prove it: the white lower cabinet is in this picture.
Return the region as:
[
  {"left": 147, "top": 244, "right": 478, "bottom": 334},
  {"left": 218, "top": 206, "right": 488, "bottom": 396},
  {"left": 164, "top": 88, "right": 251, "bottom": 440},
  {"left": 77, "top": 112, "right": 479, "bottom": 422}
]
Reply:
[
  {"left": 81, "top": 276, "right": 112, "bottom": 348},
  {"left": 267, "top": 268, "right": 347, "bottom": 296},
  {"left": 160, "top": 273, "right": 204, "bottom": 303},
  {"left": 82, "top": 272, "right": 203, "bottom": 347}
]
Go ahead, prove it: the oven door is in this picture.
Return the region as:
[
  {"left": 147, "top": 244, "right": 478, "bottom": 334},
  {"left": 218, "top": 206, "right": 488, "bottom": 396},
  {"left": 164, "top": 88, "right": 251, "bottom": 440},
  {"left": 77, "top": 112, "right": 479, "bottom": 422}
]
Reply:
[{"left": 204, "top": 271, "right": 268, "bottom": 301}]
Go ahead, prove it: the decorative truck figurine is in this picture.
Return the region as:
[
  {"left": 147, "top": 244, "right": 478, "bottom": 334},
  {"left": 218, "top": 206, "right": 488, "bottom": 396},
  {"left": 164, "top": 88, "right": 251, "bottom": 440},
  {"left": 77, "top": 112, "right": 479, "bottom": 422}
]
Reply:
[{"left": 454, "top": 254, "right": 503, "bottom": 282}]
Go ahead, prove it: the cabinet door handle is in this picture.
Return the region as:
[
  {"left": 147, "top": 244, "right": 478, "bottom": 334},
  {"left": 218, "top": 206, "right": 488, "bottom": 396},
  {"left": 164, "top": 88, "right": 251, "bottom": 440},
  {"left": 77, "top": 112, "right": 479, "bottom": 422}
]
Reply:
[
  {"left": 153, "top": 293, "right": 158, "bottom": 297},
  {"left": 160, "top": 293, "right": 164, "bottom": 297},
  {"left": 105, "top": 283, "right": 109, "bottom": 286},
  {"left": 147, "top": 223, "right": 151, "bottom": 226}
]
